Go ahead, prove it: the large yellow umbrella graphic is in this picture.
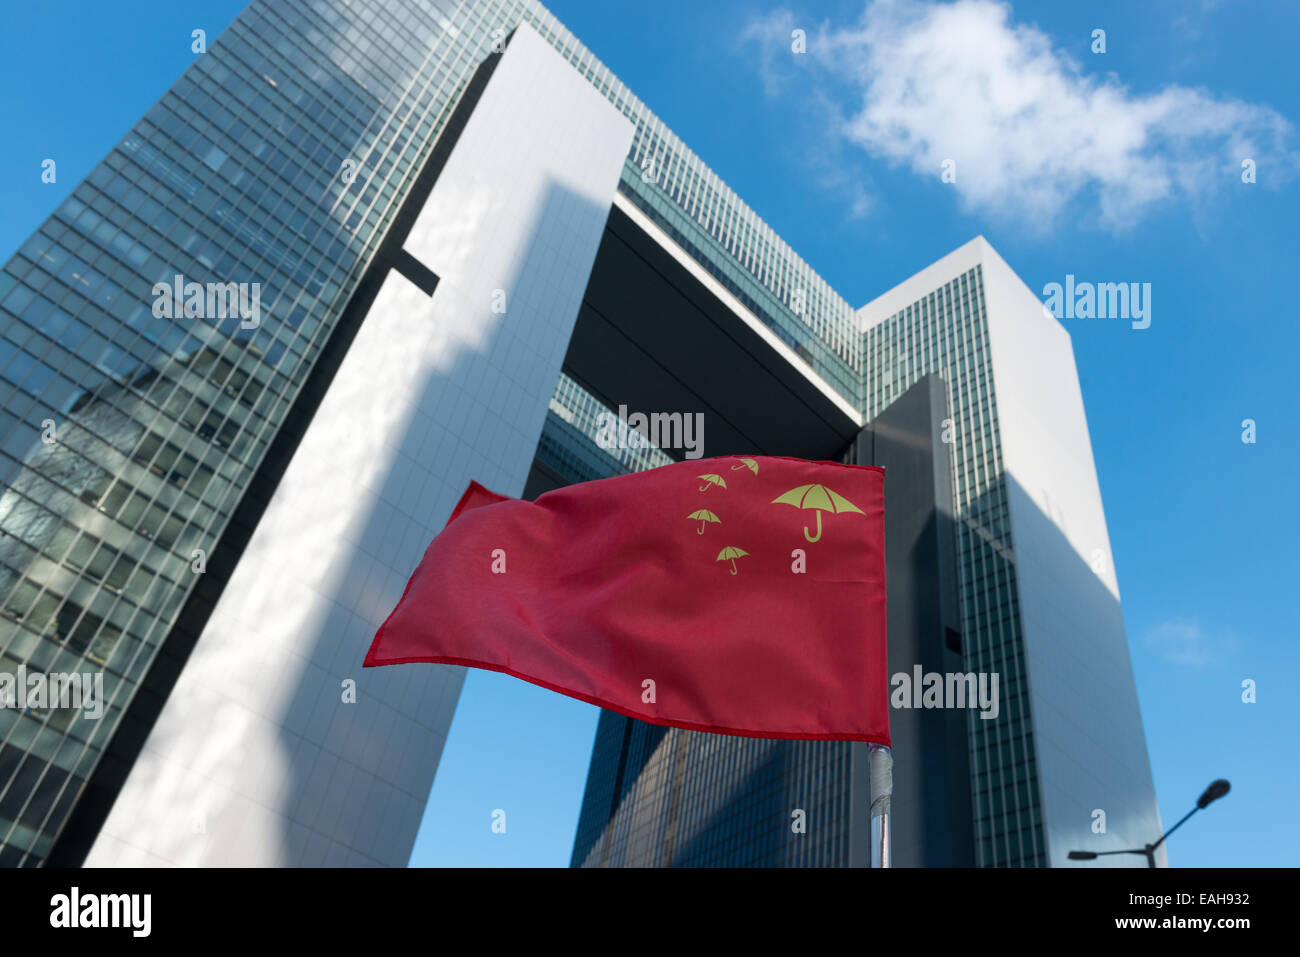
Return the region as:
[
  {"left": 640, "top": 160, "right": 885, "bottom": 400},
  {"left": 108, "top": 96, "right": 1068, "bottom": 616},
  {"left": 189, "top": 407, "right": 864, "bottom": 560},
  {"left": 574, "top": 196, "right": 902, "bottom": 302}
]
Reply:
[
  {"left": 715, "top": 545, "right": 749, "bottom": 575},
  {"left": 698, "top": 473, "right": 727, "bottom": 492},
  {"left": 772, "top": 484, "right": 863, "bottom": 543},
  {"left": 687, "top": 509, "right": 721, "bottom": 534}
]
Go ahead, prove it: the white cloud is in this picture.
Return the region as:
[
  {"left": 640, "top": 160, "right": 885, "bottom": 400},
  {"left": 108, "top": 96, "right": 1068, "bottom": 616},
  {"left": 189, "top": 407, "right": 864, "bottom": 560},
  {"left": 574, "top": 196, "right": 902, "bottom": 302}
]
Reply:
[
  {"left": 1143, "top": 619, "right": 1235, "bottom": 668},
  {"left": 743, "top": 0, "right": 1296, "bottom": 230},
  {"left": 740, "top": 8, "right": 804, "bottom": 98}
]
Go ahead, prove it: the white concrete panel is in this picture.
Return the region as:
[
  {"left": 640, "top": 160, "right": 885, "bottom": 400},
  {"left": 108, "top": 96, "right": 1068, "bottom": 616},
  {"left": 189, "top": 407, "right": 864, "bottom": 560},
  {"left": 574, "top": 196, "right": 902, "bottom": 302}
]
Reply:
[
  {"left": 978, "top": 240, "right": 1119, "bottom": 599},
  {"left": 87, "top": 25, "right": 633, "bottom": 867}
]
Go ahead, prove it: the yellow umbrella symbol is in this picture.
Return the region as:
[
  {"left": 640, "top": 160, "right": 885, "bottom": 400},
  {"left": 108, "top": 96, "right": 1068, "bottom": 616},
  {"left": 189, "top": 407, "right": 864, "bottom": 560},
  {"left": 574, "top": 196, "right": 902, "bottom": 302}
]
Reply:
[
  {"left": 771, "top": 484, "right": 863, "bottom": 543},
  {"left": 715, "top": 545, "right": 749, "bottom": 575},
  {"left": 698, "top": 473, "right": 727, "bottom": 492},
  {"left": 730, "top": 457, "right": 759, "bottom": 474},
  {"left": 687, "top": 509, "right": 721, "bottom": 534}
]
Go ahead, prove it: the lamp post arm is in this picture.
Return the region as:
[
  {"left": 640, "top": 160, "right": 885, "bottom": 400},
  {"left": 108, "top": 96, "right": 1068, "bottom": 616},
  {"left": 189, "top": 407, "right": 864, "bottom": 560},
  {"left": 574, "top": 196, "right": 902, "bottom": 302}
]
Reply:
[{"left": 1150, "top": 806, "right": 1198, "bottom": 853}]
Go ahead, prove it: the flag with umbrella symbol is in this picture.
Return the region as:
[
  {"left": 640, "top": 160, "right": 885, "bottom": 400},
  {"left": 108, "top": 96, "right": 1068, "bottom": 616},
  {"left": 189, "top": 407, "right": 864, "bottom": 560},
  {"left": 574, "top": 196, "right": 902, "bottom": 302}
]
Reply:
[
  {"left": 687, "top": 509, "right": 721, "bottom": 534},
  {"left": 364, "top": 454, "right": 888, "bottom": 747},
  {"left": 715, "top": 545, "right": 749, "bottom": 575},
  {"left": 698, "top": 473, "right": 727, "bottom": 492},
  {"left": 771, "top": 484, "right": 863, "bottom": 542}
]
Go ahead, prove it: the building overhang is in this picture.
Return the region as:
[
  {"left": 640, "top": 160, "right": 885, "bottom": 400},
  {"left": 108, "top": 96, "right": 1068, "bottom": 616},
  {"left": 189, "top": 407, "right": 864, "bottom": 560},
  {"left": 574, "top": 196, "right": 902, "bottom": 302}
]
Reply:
[{"left": 560, "top": 196, "right": 862, "bottom": 464}]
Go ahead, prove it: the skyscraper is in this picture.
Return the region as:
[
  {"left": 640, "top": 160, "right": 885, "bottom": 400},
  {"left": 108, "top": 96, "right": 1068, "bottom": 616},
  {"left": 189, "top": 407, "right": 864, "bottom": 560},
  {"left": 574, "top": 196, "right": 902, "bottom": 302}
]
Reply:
[{"left": 0, "top": 0, "right": 1159, "bottom": 867}]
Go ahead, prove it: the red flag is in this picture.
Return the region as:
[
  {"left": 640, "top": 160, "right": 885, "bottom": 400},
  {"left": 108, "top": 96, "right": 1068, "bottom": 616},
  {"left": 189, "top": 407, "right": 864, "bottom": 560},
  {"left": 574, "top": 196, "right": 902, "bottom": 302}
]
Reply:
[{"left": 364, "top": 455, "right": 889, "bottom": 744}]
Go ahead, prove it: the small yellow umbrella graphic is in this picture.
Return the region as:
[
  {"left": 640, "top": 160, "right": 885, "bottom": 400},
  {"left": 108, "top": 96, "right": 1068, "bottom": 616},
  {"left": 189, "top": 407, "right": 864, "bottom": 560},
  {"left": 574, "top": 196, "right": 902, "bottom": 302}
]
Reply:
[
  {"left": 730, "top": 457, "right": 759, "bottom": 474},
  {"left": 687, "top": 509, "right": 721, "bottom": 534},
  {"left": 698, "top": 473, "right": 727, "bottom": 492},
  {"left": 771, "top": 484, "right": 863, "bottom": 543},
  {"left": 715, "top": 545, "right": 749, "bottom": 575}
]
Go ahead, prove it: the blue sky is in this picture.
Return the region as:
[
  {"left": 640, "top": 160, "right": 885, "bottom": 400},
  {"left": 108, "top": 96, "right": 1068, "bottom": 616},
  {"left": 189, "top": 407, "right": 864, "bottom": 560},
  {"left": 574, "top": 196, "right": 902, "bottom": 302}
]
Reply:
[{"left": 2, "top": 0, "right": 1296, "bottom": 867}]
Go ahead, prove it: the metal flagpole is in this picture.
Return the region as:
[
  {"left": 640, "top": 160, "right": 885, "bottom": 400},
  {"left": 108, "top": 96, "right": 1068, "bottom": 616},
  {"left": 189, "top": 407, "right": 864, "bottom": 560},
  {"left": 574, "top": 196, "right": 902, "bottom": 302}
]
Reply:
[{"left": 869, "top": 742, "right": 893, "bottom": 868}]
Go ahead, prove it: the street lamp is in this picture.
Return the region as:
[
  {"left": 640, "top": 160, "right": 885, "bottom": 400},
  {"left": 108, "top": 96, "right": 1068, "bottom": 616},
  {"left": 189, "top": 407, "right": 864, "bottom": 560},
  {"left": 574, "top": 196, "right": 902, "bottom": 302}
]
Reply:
[{"left": 1067, "top": 779, "right": 1230, "bottom": 868}]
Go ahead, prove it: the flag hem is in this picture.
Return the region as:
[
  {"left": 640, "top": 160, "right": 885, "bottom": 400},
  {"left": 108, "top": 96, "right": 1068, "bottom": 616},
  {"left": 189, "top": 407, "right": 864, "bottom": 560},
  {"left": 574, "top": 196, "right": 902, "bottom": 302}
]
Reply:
[{"left": 361, "top": 651, "right": 890, "bottom": 746}]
